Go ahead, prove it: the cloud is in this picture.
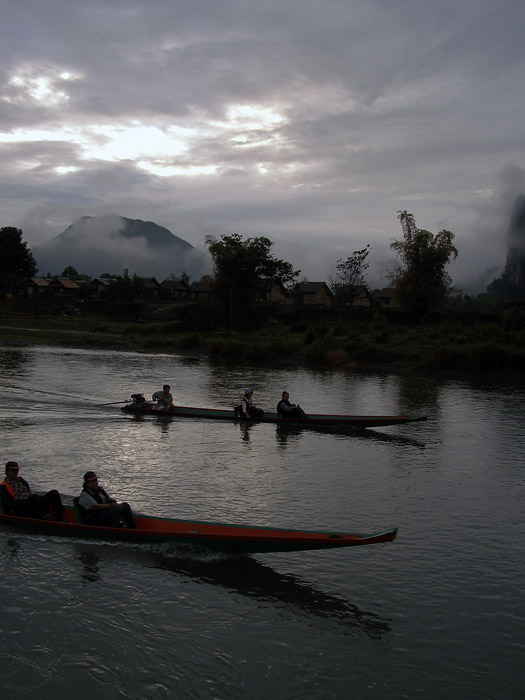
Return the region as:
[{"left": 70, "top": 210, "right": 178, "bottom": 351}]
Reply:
[{"left": 1, "top": 0, "right": 525, "bottom": 291}]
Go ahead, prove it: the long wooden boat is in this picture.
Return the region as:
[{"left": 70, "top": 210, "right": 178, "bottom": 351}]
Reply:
[
  {"left": 0, "top": 506, "right": 398, "bottom": 554},
  {"left": 122, "top": 401, "right": 427, "bottom": 429}
]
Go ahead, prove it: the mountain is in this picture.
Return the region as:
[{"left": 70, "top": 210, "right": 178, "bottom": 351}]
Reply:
[
  {"left": 502, "top": 195, "right": 525, "bottom": 288},
  {"left": 32, "top": 215, "right": 209, "bottom": 280},
  {"left": 487, "top": 195, "right": 525, "bottom": 298}
]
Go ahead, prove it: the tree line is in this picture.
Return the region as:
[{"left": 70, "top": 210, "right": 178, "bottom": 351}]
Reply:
[{"left": 1, "top": 212, "right": 463, "bottom": 323}]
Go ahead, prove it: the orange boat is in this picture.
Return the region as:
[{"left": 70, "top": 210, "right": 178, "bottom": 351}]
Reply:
[{"left": 0, "top": 504, "right": 398, "bottom": 554}]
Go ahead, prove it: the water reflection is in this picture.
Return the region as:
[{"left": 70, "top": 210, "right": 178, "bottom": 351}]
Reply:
[
  {"left": 0, "top": 538, "right": 21, "bottom": 561},
  {"left": 150, "top": 550, "right": 391, "bottom": 639},
  {"left": 69, "top": 539, "right": 390, "bottom": 638},
  {"left": 239, "top": 421, "right": 254, "bottom": 442},
  {"left": 76, "top": 546, "right": 102, "bottom": 584},
  {"left": 394, "top": 372, "right": 442, "bottom": 420},
  {"left": 0, "top": 348, "right": 31, "bottom": 381},
  {"left": 274, "top": 423, "right": 426, "bottom": 449}
]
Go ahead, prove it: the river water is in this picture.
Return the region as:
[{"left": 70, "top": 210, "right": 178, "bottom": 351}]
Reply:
[{"left": 0, "top": 345, "right": 523, "bottom": 699}]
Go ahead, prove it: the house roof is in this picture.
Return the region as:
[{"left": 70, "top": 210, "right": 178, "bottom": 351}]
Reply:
[
  {"left": 298, "top": 281, "right": 332, "bottom": 293},
  {"left": 139, "top": 277, "right": 160, "bottom": 288},
  {"left": 29, "top": 277, "right": 50, "bottom": 287},
  {"left": 90, "top": 277, "right": 110, "bottom": 286},
  {"left": 51, "top": 278, "right": 80, "bottom": 289},
  {"left": 189, "top": 280, "right": 210, "bottom": 291},
  {"left": 161, "top": 279, "right": 190, "bottom": 290},
  {"left": 372, "top": 287, "right": 397, "bottom": 298}
]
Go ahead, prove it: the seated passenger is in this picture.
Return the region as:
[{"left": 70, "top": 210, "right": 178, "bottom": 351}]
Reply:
[
  {"left": 241, "top": 389, "right": 264, "bottom": 418},
  {"left": 78, "top": 471, "right": 136, "bottom": 528},
  {"left": 152, "top": 384, "right": 174, "bottom": 410},
  {"left": 0, "top": 461, "right": 65, "bottom": 521},
  {"left": 277, "top": 391, "right": 307, "bottom": 420}
]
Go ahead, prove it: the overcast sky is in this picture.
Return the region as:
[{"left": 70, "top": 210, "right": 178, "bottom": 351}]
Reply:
[{"left": 2, "top": 0, "right": 525, "bottom": 291}]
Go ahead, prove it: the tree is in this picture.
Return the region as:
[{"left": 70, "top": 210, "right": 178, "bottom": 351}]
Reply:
[
  {"left": 61, "top": 265, "right": 80, "bottom": 279},
  {"left": 389, "top": 211, "right": 458, "bottom": 318},
  {"left": 0, "top": 227, "right": 37, "bottom": 296},
  {"left": 205, "top": 234, "right": 300, "bottom": 326},
  {"left": 329, "top": 245, "right": 370, "bottom": 304},
  {"left": 105, "top": 274, "right": 146, "bottom": 303}
]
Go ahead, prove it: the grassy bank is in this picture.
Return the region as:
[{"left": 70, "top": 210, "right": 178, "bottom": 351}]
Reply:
[{"left": 2, "top": 309, "right": 525, "bottom": 380}]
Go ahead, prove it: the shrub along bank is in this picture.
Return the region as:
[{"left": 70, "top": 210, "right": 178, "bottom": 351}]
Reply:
[{"left": 2, "top": 305, "right": 525, "bottom": 379}]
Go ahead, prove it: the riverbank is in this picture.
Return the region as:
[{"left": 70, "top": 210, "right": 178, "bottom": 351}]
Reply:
[{"left": 2, "top": 311, "right": 524, "bottom": 381}]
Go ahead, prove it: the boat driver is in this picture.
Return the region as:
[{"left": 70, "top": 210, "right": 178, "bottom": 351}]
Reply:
[{"left": 152, "top": 384, "right": 174, "bottom": 410}]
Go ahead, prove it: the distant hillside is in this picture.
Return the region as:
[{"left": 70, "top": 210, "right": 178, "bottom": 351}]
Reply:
[
  {"left": 33, "top": 215, "right": 209, "bottom": 280},
  {"left": 488, "top": 196, "right": 525, "bottom": 298}
]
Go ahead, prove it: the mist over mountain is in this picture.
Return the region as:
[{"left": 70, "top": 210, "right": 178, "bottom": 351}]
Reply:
[
  {"left": 487, "top": 195, "right": 525, "bottom": 298},
  {"left": 33, "top": 215, "right": 210, "bottom": 280},
  {"left": 503, "top": 195, "right": 525, "bottom": 281}
]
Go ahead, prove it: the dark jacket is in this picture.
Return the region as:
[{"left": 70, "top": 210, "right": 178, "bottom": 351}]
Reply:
[
  {"left": 0, "top": 476, "right": 31, "bottom": 514},
  {"left": 77, "top": 487, "right": 114, "bottom": 522}
]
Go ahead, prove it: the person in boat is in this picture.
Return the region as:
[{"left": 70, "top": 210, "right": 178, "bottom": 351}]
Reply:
[
  {"left": 78, "top": 471, "right": 136, "bottom": 528},
  {"left": 0, "top": 461, "right": 65, "bottom": 521},
  {"left": 277, "top": 391, "right": 307, "bottom": 420},
  {"left": 241, "top": 389, "right": 264, "bottom": 418},
  {"left": 151, "top": 384, "right": 174, "bottom": 410}
]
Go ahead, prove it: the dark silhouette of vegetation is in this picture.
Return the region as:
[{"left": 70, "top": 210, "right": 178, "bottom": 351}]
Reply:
[
  {"left": 61, "top": 265, "right": 88, "bottom": 281},
  {"left": 205, "top": 233, "right": 299, "bottom": 327},
  {"left": 104, "top": 274, "right": 146, "bottom": 303},
  {"left": 389, "top": 211, "right": 458, "bottom": 318},
  {"left": 0, "top": 227, "right": 37, "bottom": 296},
  {"left": 3, "top": 213, "right": 525, "bottom": 379},
  {"left": 329, "top": 245, "right": 370, "bottom": 304}
]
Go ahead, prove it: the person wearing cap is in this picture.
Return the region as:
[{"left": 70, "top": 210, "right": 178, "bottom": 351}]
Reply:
[
  {"left": 241, "top": 389, "right": 264, "bottom": 418},
  {"left": 0, "top": 461, "right": 65, "bottom": 521},
  {"left": 78, "top": 471, "right": 136, "bottom": 529},
  {"left": 151, "top": 384, "right": 174, "bottom": 411}
]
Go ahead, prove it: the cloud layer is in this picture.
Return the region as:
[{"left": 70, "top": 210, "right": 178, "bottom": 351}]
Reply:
[{"left": 1, "top": 0, "right": 525, "bottom": 291}]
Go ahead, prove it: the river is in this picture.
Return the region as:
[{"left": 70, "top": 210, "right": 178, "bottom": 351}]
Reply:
[{"left": 0, "top": 345, "right": 523, "bottom": 699}]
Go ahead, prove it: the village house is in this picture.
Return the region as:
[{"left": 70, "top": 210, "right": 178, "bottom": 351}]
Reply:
[
  {"left": 138, "top": 278, "right": 161, "bottom": 299},
  {"left": 372, "top": 287, "right": 400, "bottom": 309},
  {"left": 349, "top": 285, "right": 374, "bottom": 308},
  {"left": 47, "top": 278, "right": 81, "bottom": 295},
  {"left": 161, "top": 278, "right": 191, "bottom": 300},
  {"left": 255, "top": 281, "right": 293, "bottom": 306},
  {"left": 189, "top": 279, "right": 211, "bottom": 301},
  {"left": 26, "top": 277, "right": 50, "bottom": 295},
  {"left": 85, "top": 277, "right": 111, "bottom": 298},
  {"left": 296, "top": 281, "right": 333, "bottom": 306}
]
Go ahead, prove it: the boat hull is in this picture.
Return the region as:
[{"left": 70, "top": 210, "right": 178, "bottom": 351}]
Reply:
[
  {"left": 122, "top": 403, "right": 427, "bottom": 429},
  {"left": 0, "top": 507, "right": 398, "bottom": 554}
]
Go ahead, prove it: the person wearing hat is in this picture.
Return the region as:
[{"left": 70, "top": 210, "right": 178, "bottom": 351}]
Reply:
[
  {"left": 77, "top": 471, "right": 136, "bottom": 529},
  {"left": 0, "top": 461, "right": 65, "bottom": 521},
  {"left": 240, "top": 389, "right": 264, "bottom": 418}
]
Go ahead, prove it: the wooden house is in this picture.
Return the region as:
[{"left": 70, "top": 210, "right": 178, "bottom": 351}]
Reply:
[
  {"left": 47, "top": 278, "right": 81, "bottom": 295},
  {"left": 161, "top": 278, "right": 191, "bottom": 300},
  {"left": 350, "top": 285, "right": 373, "bottom": 308},
  {"left": 139, "top": 278, "right": 161, "bottom": 299},
  {"left": 296, "top": 281, "right": 333, "bottom": 306},
  {"left": 26, "top": 277, "right": 50, "bottom": 295},
  {"left": 372, "top": 287, "right": 400, "bottom": 309},
  {"left": 256, "top": 281, "right": 293, "bottom": 306},
  {"left": 189, "top": 279, "right": 211, "bottom": 301}
]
